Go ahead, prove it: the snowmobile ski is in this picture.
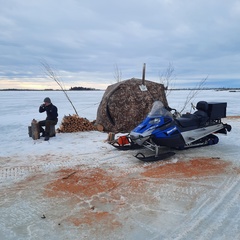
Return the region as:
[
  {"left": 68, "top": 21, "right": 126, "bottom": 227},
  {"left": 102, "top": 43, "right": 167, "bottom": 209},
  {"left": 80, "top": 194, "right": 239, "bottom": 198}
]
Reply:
[{"left": 135, "top": 152, "right": 176, "bottom": 162}]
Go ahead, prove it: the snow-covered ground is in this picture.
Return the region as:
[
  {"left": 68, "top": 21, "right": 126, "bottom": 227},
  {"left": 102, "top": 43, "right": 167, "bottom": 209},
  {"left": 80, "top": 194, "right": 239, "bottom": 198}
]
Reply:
[{"left": 0, "top": 90, "right": 240, "bottom": 240}]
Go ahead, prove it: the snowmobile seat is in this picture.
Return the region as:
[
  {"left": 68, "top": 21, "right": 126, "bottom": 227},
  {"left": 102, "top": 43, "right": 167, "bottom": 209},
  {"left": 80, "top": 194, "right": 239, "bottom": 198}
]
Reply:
[
  {"left": 195, "top": 101, "right": 208, "bottom": 112},
  {"left": 176, "top": 101, "right": 209, "bottom": 128},
  {"left": 175, "top": 114, "right": 199, "bottom": 128},
  {"left": 193, "top": 101, "right": 209, "bottom": 126}
]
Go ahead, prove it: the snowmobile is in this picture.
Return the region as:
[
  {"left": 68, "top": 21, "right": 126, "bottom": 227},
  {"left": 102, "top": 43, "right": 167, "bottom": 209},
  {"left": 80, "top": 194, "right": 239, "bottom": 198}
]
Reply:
[{"left": 111, "top": 100, "right": 232, "bottom": 162}]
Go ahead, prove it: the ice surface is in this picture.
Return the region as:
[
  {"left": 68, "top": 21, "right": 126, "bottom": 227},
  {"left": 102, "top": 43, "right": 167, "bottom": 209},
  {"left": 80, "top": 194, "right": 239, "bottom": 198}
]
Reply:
[{"left": 0, "top": 90, "right": 240, "bottom": 240}]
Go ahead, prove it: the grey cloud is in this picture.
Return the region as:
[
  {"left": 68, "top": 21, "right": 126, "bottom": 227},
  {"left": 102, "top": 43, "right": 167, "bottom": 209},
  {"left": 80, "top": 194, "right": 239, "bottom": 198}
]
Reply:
[{"left": 0, "top": 0, "right": 240, "bottom": 89}]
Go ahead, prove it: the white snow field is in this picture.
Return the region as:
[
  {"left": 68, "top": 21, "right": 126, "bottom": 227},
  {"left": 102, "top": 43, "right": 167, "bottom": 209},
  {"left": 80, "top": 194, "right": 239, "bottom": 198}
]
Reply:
[{"left": 0, "top": 90, "right": 240, "bottom": 240}]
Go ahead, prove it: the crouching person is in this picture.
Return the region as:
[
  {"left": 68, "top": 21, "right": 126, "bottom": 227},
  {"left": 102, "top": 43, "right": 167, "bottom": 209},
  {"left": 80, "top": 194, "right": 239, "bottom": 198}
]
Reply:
[{"left": 39, "top": 97, "right": 58, "bottom": 141}]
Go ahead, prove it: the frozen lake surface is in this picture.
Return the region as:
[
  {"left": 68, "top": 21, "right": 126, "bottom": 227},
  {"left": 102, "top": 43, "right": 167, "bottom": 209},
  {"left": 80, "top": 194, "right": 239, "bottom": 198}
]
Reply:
[{"left": 0, "top": 90, "right": 240, "bottom": 240}]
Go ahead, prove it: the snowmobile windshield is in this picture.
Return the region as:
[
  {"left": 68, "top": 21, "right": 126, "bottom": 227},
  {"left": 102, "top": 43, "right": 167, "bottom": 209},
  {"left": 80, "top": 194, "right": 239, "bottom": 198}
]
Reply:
[{"left": 148, "top": 101, "right": 173, "bottom": 118}]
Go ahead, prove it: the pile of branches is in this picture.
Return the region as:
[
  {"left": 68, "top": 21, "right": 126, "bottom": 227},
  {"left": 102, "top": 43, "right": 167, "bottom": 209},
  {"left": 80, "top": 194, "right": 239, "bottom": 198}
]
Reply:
[{"left": 57, "top": 115, "right": 96, "bottom": 133}]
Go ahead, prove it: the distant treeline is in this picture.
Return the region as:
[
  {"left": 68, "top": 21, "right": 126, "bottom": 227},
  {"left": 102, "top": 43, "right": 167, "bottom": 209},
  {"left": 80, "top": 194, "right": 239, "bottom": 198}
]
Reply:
[
  {"left": 69, "top": 86, "right": 99, "bottom": 91},
  {"left": 1, "top": 87, "right": 240, "bottom": 91},
  {"left": 0, "top": 86, "right": 100, "bottom": 91}
]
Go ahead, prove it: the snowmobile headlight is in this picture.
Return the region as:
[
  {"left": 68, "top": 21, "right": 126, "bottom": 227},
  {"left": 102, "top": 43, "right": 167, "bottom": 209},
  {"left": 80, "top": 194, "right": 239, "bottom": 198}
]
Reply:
[{"left": 150, "top": 118, "right": 161, "bottom": 124}]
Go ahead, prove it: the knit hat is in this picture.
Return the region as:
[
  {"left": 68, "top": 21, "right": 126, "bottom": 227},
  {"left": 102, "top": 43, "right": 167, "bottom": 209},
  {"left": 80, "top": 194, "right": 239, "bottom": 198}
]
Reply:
[{"left": 43, "top": 97, "right": 51, "bottom": 103}]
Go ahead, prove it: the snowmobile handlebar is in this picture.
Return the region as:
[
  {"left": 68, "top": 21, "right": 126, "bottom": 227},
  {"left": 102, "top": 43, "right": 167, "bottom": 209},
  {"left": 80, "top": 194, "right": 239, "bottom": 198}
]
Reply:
[
  {"left": 165, "top": 106, "right": 177, "bottom": 112},
  {"left": 166, "top": 106, "right": 181, "bottom": 119},
  {"left": 165, "top": 106, "right": 172, "bottom": 111},
  {"left": 165, "top": 106, "right": 179, "bottom": 114}
]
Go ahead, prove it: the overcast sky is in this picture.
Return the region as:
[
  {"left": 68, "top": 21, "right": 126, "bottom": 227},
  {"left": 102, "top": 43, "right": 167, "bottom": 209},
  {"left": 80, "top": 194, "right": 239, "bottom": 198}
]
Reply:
[{"left": 1, "top": 0, "right": 240, "bottom": 89}]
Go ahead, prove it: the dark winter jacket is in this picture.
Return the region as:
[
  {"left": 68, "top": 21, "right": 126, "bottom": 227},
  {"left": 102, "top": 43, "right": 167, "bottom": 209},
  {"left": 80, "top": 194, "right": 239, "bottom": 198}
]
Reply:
[{"left": 39, "top": 103, "right": 58, "bottom": 122}]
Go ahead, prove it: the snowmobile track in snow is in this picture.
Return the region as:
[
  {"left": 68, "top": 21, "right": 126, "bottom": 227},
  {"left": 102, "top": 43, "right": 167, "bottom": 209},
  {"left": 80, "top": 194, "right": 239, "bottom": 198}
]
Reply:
[
  {"left": 0, "top": 151, "right": 135, "bottom": 185},
  {"left": 165, "top": 175, "right": 240, "bottom": 240},
  {"left": 0, "top": 159, "right": 87, "bottom": 184}
]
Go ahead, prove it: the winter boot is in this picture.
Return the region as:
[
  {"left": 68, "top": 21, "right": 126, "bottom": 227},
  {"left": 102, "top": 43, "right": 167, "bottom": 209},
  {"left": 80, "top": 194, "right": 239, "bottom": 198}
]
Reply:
[{"left": 44, "top": 134, "right": 49, "bottom": 141}]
